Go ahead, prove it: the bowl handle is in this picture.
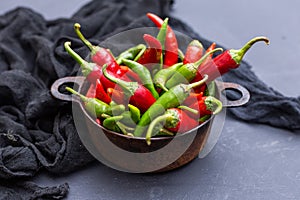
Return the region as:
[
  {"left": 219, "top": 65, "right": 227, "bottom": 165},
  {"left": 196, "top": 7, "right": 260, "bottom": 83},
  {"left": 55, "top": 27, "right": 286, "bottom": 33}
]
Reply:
[
  {"left": 50, "top": 76, "right": 85, "bottom": 102},
  {"left": 215, "top": 81, "right": 250, "bottom": 108}
]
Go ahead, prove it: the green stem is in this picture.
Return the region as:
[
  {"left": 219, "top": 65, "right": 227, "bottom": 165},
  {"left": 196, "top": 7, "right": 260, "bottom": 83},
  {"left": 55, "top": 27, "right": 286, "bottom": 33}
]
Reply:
[
  {"left": 101, "top": 113, "right": 111, "bottom": 119},
  {"left": 194, "top": 48, "right": 223, "bottom": 67},
  {"left": 178, "top": 105, "right": 199, "bottom": 115},
  {"left": 178, "top": 49, "right": 185, "bottom": 61},
  {"left": 204, "top": 96, "right": 223, "bottom": 115},
  {"left": 231, "top": 36, "right": 270, "bottom": 64},
  {"left": 198, "top": 115, "right": 211, "bottom": 123},
  {"left": 74, "top": 23, "right": 97, "bottom": 55},
  {"left": 146, "top": 114, "right": 171, "bottom": 145},
  {"left": 65, "top": 87, "right": 88, "bottom": 102},
  {"left": 133, "top": 44, "right": 147, "bottom": 61},
  {"left": 159, "top": 128, "right": 174, "bottom": 136},
  {"left": 186, "top": 74, "right": 208, "bottom": 90},
  {"left": 64, "top": 42, "right": 93, "bottom": 76}
]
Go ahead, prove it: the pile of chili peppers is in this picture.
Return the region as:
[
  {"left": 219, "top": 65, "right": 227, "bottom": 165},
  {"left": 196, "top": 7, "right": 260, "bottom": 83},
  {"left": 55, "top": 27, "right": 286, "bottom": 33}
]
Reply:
[{"left": 64, "top": 13, "right": 269, "bottom": 145}]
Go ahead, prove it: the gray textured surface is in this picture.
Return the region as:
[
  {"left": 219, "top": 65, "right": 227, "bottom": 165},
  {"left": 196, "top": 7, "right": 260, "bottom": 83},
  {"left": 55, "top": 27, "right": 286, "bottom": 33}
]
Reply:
[{"left": 1, "top": 0, "right": 299, "bottom": 199}]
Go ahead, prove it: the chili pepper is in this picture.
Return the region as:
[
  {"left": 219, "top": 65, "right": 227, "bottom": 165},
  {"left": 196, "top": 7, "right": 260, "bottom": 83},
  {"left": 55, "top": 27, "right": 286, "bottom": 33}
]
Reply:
[
  {"left": 146, "top": 108, "right": 198, "bottom": 145},
  {"left": 65, "top": 87, "right": 125, "bottom": 118},
  {"left": 74, "top": 23, "right": 121, "bottom": 74},
  {"left": 188, "top": 96, "right": 223, "bottom": 118},
  {"left": 137, "top": 34, "right": 162, "bottom": 71},
  {"left": 166, "top": 48, "right": 223, "bottom": 89},
  {"left": 103, "top": 115, "right": 124, "bottom": 133},
  {"left": 133, "top": 74, "right": 208, "bottom": 137},
  {"left": 64, "top": 41, "right": 129, "bottom": 90},
  {"left": 153, "top": 62, "right": 183, "bottom": 92},
  {"left": 147, "top": 13, "right": 178, "bottom": 67},
  {"left": 102, "top": 64, "right": 156, "bottom": 113},
  {"left": 107, "top": 87, "right": 125, "bottom": 105},
  {"left": 85, "top": 84, "right": 96, "bottom": 98},
  {"left": 156, "top": 18, "right": 168, "bottom": 50},
  {"left": 194, "top": 36, "right": 270, "bottom": 83},
  {"left": 95, "top": 79, "right": 111, "bottom": 104},
  {"left": 122, "top": 58, "right": 159, "bottom": 99},
  {"left": 183, "top": 40, "right": 204, "bottom": 64},
  {"left": 116, "top": 44, "right": 146, "bottom": 65}
]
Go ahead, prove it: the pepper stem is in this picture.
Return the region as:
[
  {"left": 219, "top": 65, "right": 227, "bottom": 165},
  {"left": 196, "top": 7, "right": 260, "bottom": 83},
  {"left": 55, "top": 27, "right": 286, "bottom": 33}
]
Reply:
[
  {"left": 186, "top": 74, "right": 208, "bottom": 90},
  {"left": 231, "top": 36, "right": 270, "bottom": 64},
  {"left": 204, "top": 96, "right": 223, "bottom": 115},
  {"left": 177, "top": 105, "right": 199, "bottom": 115},
  {"left": 65, "top": 87, "right": 88, "bottom": 102},
  {"left": 64, "top": 41, "right": 93, "bottom": 76},
  {"left": 146, "top": 114, "right": 172, "bottom": 145},
  {"left": 74, "top": 23, "right": 97, "bottom": 55},
  {"left": 194, "top": 48, "right": 223, "bottom": 67}
]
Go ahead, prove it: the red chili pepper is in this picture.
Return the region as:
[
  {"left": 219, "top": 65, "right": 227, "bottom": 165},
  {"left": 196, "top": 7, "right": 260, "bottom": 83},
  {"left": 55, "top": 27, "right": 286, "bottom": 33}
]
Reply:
[
  {"left": 64, "top": 41, "right": 129, "bottom": 90},
  {"left": 137, "top": 34, "right": 162, "bottom": 70},
  {"left": 194, "top": 37, "right": 270, "bottom": 83},
  {"left": 183, "top": 40, "right": 204, "bottom": 64},
  {"left": 107, "top": 87, "right": 125, "bottom": 105},
  {"left": 95, "top": 79, "right": 111, "bottom": 104},
  {"left": 188, "top": 96, "right": 223, "bottom": 118},
  {"left": 147, "top": 13, "right": 178, "bottom": 67},
  {"left": 74, "top": 23, "right": 121, "bottom": 74},
  {"left": 146, "top": 108, "right": 198, "bottom": 145},
  {"left": 103, "top": 64, "right": 156, "bottom": 113}
]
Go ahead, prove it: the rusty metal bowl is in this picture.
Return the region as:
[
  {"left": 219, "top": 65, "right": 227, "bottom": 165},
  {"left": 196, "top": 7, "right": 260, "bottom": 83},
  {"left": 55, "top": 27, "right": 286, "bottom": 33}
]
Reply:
[{"left": 51, "top": 76, "right": 250, "bottom": 173}]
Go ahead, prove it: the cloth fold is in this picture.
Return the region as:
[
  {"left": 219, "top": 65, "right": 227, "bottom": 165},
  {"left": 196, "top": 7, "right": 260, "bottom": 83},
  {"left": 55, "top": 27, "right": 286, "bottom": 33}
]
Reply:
[{"left": 0, "top": 0, "right": 299, "bottom": 198}]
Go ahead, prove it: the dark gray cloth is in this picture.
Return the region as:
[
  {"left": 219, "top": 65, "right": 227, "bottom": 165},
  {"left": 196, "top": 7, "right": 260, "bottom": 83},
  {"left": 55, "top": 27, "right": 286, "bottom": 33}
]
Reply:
[{"left": 0, "top": 0, "right": 299, "bottom": 199}]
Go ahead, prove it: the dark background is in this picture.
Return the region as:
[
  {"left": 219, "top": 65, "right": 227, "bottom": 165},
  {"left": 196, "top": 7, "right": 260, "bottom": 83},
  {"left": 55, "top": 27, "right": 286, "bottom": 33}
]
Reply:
[{"left": 1, "top": 0, "right": 300, "bottom": 199}]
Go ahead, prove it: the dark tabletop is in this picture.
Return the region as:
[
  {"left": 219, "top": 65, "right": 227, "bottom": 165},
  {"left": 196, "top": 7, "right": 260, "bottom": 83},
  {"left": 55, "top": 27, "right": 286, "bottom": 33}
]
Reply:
[{"left": 1, "top": 0, "right": 300, "bottom": 199}]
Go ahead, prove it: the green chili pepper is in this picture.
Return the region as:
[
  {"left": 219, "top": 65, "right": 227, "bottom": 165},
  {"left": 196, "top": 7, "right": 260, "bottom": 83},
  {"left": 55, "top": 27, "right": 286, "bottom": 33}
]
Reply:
[
  {"left": 133, "top": 74, "right": 208, "bottom": 137},
  {"left": 102, "top": 114, "right": 134, "bottom": 135},
  {"left": 116, "top": 44, "right": 146, "bottom": 65},
  {"left": 153, "top": 62, "right": 183, "bottom": 92},
  {"left": 65, "top": 87, "right": 125, "bottom": 117},
  {"left": 122, "top": 58, "right": 159, "bottom": 99},
  {"left": 103, "top": 115, "right": 124, "bottom": 133},
  {"left": 166, "top": 48, "right": 223, "bottom": 89},
  {"left": 128, "top": 104, "right": 140, "bottom": 124},
  {"left": 156, "top": 18, "right": 168, "bottom": 50}
]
